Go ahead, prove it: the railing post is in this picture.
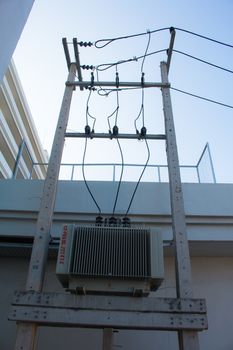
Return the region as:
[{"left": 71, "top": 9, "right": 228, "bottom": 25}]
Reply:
[
  {"left": 71, "top": 165, "right": 75, "bottom": 180},
  {"left": 12, "top": 140, "right": 26, "bottom": 179},
  {"left": 157, "top": 166, "right": 161, "bottom": 182},
  {"left": 207, "top": 143, "right": 216, "bottom": 183}
]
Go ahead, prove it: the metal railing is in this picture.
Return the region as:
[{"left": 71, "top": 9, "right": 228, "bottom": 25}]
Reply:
[
  {"left": 28, "top": 143, "right": 216, "bottom": 183},
  {"left": 29, "top": 143, "right": 216, "bottom": 183}
]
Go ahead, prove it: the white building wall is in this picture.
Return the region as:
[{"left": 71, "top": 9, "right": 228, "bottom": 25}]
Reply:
[
  {"left": 0, "top": 62, "right": 48, "bottom": 178},
  {"left": 0, "top": 0, "right": 35, "bottom": 83},
  {"left": 0, "top": 180, "right": 233, "bottom": 348},
  {"left": 1, "top": 256, "right": 233, "bottom": 350}
]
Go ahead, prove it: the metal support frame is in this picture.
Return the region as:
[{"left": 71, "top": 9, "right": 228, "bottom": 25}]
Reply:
[
  {"left": 12, "top": 29, "right": 206, "bottom": 350},
  {"left": 103, "top": 329, "right": 114, "bottom": 350},
  {"left": 66, "top": 80, "right": 169, "bottom": 88},
  {"left": 10, "top": 292, "right": 207, "bottom": 331},
  {"left": 14, "top": 63, "right": 77, "bottom": 350},
  {"left": 161, "top": 61, "right": 200, "bottom": 349},
  {"left": 65, "top": 132, "right": 166, "bottom": 140}
]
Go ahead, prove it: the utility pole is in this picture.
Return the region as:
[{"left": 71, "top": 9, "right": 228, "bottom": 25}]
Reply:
[
  {"left": 10, "top": 32, "right": 206, "bottom": 350},
  {"left": 161, "top": 61, "right": 200, "bottom": 349},
  {"left": 14, "top": 63, "right": 77, "bottom": 349}
]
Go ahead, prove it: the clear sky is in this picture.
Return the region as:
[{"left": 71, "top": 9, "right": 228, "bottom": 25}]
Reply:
[{"left": 13, "top": 0, "right": 233, "bottom": 182}]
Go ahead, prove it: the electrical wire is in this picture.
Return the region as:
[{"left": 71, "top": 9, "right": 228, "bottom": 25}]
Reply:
[
  {"left": 173, "top": 50, "right": 233, "bottom": 74},
  {"left": 141, "top": 31, "right": 151, "bottom": 73},
  {"left": 96, "top": 48, "right": 233, "bottom": 76},
  {"left": 98, "top": 86, "right": 141, "bottom": 96},
  {"left": 134, "top": 33, "right": 151, "bottom": 131},
  {"left": 94, "top": 27, "right": 170, "bottom": 48},
  {"left": 126, "top": 31, "right": 152, "bottom": 215},
  {"left": 96, "top": 49, "right": 167, "bottom": 72},
  {"left": 111, "top": 67, "right": 124, "bottom": 215},
  {"left": 107, "top": 106, "right": 119, "bottom": 131},
  {"left": 82, "top": 137, "right": 101, "bottom": 214},
  {"left": 112, "top": 138, "right": 124, "bottom": 215},
  {"left": 125, "top": 138, "right": 150, "bottom": 216},
  {"left": 134, "top": 103, "right": 144, "bottom": 132},
  {"left": 175, "top": 27, "right": 233, "bottom": 49},
  {"left": 86, "top": 89, "right": 97, "bottom": 130},
  {"left": 94, "top": 26, "right": 233, "bottom": 49},
  {"left": 171, "top": 87, "right": 233, "bottom": 109}
]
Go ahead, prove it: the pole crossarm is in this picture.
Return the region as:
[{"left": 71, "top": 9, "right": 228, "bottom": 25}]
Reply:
[
  {"left": 9, "top": 292, "right": 207, "bottom": 331},
  {"left": 65, "top": 132, "right": 166, "bottom": 140},
  {"left": 66, "top": 80, "right": 170, "bottom": 88}
]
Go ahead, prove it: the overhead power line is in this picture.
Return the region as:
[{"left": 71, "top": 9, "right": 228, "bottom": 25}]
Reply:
[
  {"left": 173, "top": 50, "right": 233, "bottom": 74},
  {"left": 94, "top": 26, "right": 233, "bottom": 49},
  {"left": 94, "top": 27, "right": 170, "bottom": 48},
  {"left": 175, "top": 27, "right": 233, "bottom": 49},
  {"left": 171, "top": 87, "right": 233, "bottom": 109}
]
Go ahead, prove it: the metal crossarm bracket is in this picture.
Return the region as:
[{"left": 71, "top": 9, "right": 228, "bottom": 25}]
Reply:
[
  {"left": 64, "top": 132, "right": 166, "bottom": 140},
  {"left": 9, "top": 291, "right": 207, "bottom": 331},
  {"left": 66, "top": 81, "right": 170, "bottom": 88}
]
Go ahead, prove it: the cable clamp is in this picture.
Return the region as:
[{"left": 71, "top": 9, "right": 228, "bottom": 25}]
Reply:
[
  {"left": 112, "top": 125, "right": 119, "bottom": 136},
  {"left": 140, "top": 126, "right": 147, "bottom": 137},
  {"left": 169, "top": 27, "right": 175, "bottom": 33},
  {"left": 116, "top": 72, "right": 119, "bottom": 88},
  {"left": 141, "top": 72, "right": 145, "bottom": 87},
  {"left": 85, "top": 125, "right": 91, "bottom": 135},
  {"left": 91, "top": 72, "right": 94, "bottom": 87}
]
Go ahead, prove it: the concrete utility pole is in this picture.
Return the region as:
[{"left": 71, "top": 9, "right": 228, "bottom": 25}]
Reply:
[
  {"left": 161, "top": 61, "right": 200, "bottom": 349},
  {"left": 14, "top": 63, "right": 77, "bottom": 349}
]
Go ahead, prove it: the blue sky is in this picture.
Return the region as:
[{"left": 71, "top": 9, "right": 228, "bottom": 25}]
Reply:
[{"left": 13, "top": 0, "right": 233, "bottom": 182}]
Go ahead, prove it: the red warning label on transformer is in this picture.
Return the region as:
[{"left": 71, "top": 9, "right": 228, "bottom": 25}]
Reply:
[{"left": 59, "top": 225, "right": 68, "bottom": 264}]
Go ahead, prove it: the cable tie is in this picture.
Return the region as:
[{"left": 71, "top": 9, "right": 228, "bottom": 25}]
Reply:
[
  {"left": 170, "top": 26, "right": 175, "bottom": 33},
  {"left": 116, "top": 72, "right": 119, "bottom": 88},
  {"left": 146, "top": 29, "right": 151, "bottom": 34}
]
